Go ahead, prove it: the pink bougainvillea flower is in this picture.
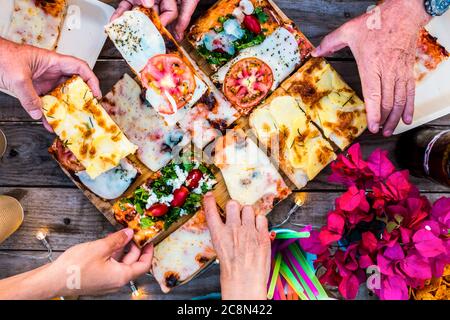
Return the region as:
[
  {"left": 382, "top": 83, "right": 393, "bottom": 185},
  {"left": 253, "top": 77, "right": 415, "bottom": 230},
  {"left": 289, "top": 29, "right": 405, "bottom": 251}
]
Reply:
[
  {"left": 431, "top": 197, "right": 450, "bottom": 229},
  {"left": 400, "top": 251, "right": 432, "bottom": 281},
  {"left": 413, "top": 228, "right": 447, "bottom": 258},
  {"left": 379, "top": 275, "right": 409, "bottom": 300},
  {"left": 319, "top": 211, "right": 345, "bottom": 245},
  {"left": 338, "top": 273, "right": 361, "bottom": 300},
  {"left": 377, "top": 243, "right": 404, "bottom": 276},
  {"left": 367, "top": 148, "right": 396, "bottom": 180},
  {"left": 361, "top": 231, "right": 378, "bottom": 253},
  {"left": 299, "top": 230, "right": 327, "bottom": 255}
]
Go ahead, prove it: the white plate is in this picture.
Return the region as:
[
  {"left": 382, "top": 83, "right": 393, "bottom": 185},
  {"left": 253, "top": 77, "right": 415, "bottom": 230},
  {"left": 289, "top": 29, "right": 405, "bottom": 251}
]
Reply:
[
  {"left": 0, "top": 0, "right": 114, "bottom": 97},
  {"left": 394, "top": 10, "right": 450, "bottom": 134}
]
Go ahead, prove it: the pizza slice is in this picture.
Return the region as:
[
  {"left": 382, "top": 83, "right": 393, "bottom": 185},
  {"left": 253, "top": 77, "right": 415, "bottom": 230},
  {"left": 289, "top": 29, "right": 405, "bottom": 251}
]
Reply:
[
  {"left": 152, "top": 209, "right": 216, "bottom": 293},
  {"left": 101, "top": 74, "right": 190, "bottom": 171},
  {"left": 49, "top": 139, "right": 139, "bottom": 200},
  {"left": 250, "top": 93, "right": 336, "bottom": 189},
  {"left": 214, "top": 129, "right": 291, "bottom": 214},
  {"left": 41, "top": 76, "right": 138, "bottom": 179},
  {"left": 280, "top": 58, "right": 367, "bottom": 150},
  {"left": 106, "top": 7, "right": 208, "bottom": 121},
  {"left": 113, "top": 159, "right": 217, "bottom": 247},
  {"left": 5, "top": 0, "right": 67, "bottom": 50},
  {"left": 415, "top": 28, "right": 449, "bottom": 82}
]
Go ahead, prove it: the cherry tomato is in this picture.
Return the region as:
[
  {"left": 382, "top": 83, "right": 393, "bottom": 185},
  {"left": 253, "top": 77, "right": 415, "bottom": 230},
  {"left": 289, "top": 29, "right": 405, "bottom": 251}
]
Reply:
[
  {"left": 145, "top": 203, "right": 169, "bottom": 217},
  {"left": 243, "top": 15, "right": 261, "bottom": 34},
  {"left": 171, "top": 186, "right": 190, "bottom": 207},
  {"left": 224, "top": 57, "right": 274, "bottom": 112},
  {"left": 186, "top": 169, "right": 203, "bottom": 190},
  {"left": 140, "top": 54, "right": 196, "bottom": 114}
]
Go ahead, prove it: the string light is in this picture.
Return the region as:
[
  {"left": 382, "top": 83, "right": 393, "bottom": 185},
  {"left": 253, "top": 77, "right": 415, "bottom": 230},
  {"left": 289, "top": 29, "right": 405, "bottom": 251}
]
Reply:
[{"left": 129, "top": 281, "right": 140, "bottom": 298}]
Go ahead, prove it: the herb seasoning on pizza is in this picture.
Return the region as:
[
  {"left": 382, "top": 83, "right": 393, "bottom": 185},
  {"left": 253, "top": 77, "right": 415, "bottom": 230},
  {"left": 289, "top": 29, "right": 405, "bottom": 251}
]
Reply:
[{"left": 113, "top": 160, "right": 217, "bottom": 247}]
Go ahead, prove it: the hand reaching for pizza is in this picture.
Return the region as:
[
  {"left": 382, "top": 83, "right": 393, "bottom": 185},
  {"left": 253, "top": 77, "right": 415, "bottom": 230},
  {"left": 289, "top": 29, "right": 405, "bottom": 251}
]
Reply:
[
  {"left": 203, "top": 193, "right": 271, "bottom": 300},
  {"left": 111, "top": 0, "right": 200, "bottom": 41},
  {"left": 0, "top": 38, "right": 101, "bottom": 130},
  {"left": 312, "top": 0, "right": 431, "bottom": 136}
]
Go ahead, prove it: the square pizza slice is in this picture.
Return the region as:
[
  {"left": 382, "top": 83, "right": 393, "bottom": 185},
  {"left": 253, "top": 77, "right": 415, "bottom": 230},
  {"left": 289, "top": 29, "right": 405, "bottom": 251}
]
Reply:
[
  {"left": 113, "top": 159, "right": 217, "bottom": 247},
  {"left": 41, "top": 76, "right": 138, "bottom": 179},
  {"left": 5, "top": 0, "right": 67, "bottom": 50},
  {"left": 106, "top": 7, "right": 209, "bottom": 122},
  {"left": 101, "top": 74, "right": 190, "bottom": 172},
  {"left": 214, "top": 129, "right": 291, "bottom": 214},
  {"left": 250, "top": 91, "right": 336, "bottom": 189},
  {"left": 151, "top": 209, "right": 216, "bottom": 293},
  {"left": 280, "top": 58, "right": 367, "bottom": 150}
]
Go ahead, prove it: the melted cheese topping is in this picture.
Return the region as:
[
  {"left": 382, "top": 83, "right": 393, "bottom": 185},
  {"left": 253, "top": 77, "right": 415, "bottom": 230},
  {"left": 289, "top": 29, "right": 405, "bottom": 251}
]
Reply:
[
  {"left": 214, "top": 130, "right": 289, "bottom": 206},
  {"left": 42, "top": 76, "right": 138, "bottom": 179},
  {"left": 281, "top": 58, "right": 366, "bottom": 150},
  {"left": 152, "top": 210, "right": 215, "bottom": 293},
  {"left": 213, "top": 27, "right": 301, "bottom": 90},
  {"left": 5, "top": 0, "right": 66, "bottom": 50},
  {"left": 101, "top": 74, "right": 189, "bottom": 172},
  {"left": 250, "top": 95, "right": 336, "bottom": 189}
]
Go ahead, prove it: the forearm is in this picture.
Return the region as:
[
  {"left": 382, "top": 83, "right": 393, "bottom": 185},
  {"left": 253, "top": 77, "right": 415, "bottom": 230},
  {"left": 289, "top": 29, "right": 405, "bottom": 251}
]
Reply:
[{"left": 0, "top": 264, "right": 64, "bottom": 300}]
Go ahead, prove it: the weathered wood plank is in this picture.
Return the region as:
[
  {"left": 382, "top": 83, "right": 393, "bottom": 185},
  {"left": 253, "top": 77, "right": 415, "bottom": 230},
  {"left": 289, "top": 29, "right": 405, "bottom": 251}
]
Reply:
[
  {"left": 0, "top": 188, "right": 448, "bottom": 251},
  {"left": 0, "top": 250, "right": 221, "bottom": 300}
]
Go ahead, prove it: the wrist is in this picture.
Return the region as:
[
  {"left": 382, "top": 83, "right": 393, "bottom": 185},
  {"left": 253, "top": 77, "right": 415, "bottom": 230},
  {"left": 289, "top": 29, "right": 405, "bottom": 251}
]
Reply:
[{"left": 220, "top": 274, "right": 267, "bottom": 300}]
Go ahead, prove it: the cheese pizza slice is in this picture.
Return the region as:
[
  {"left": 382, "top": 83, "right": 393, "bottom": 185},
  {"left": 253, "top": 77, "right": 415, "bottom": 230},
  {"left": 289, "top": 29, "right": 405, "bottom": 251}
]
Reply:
[
  {"left": 152, "top": 210, "right": 216, "bottom": 293},
  {"left": 101, "top": 74, "right": 190, "bottom": 172},
  {"left": 214, "top": 130, "right": 291, "bottom": 214},
  {"left": 5, "top": 0, "right": 66, "bottom": 50},
  {"left": 42, "top": 76, "right": 138, "bottom": 179},
  {"left": 105, "top": 7, "right": 208, "bottom": 121},
  {"left": 250, "top": 94, "right": 336, "bottom": 189},
  {"left": 281, "top": 58, "right": 367, "bottom": 150}
]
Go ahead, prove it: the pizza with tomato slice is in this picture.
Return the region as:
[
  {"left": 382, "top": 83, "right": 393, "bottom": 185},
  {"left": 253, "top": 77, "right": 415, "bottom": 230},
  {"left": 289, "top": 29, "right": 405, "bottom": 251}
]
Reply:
[
  {"left": 106, "top": 7, "right": 208, "bottom": 118},
  {"left": 214, "top": 129, "right": 291, "bottom": 215},
  {"left": 4, "top": 0, "right": 67, "bottom": 50},
  {"left": 415, "top": 28, "right": 449, "bottom": 82},
  {"left": 113, "top": 159, "right": 217, "bottom": 247},
  {"left": 152, "top": 209, "right": 216, "bottom": 293}
]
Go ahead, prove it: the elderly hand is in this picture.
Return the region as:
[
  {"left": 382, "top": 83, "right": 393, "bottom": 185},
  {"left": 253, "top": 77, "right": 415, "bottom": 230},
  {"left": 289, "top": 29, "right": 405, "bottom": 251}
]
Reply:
[
  {"left": 312, "top": 0, "right": 431, "bottom": 136},
  {"left": 0, "top": 38, "right": 100, "bottom": 127},
  {"left": 111, "top": 0, "right": 200, "bottom": 41},
  {"left": 203, "top": 193, "right": 271, "bottom": 300}
]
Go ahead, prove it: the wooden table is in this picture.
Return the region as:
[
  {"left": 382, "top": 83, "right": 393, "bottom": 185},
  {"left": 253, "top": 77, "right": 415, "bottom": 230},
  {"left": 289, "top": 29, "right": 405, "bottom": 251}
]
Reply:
[{"left": 0, "top": 0, "right": 449, "bottom": 300}]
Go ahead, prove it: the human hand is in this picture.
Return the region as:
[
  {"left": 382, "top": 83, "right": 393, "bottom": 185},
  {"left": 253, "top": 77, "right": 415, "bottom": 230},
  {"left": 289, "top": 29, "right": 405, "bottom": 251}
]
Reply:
[
  {"left": 312, "top": 0, "right": 431, "bottom": 136},
  {"left": 111, "top": 0, "right": 200, "bottom": 41},
  {"left": 203, "top": 193, "right": 271, "bottom": 300},
  {"left": 47, "top": 228, "right": 153, "bottom": 297},
  {"left": 0, "top": 38, "right": 101, "bottom": 129}
]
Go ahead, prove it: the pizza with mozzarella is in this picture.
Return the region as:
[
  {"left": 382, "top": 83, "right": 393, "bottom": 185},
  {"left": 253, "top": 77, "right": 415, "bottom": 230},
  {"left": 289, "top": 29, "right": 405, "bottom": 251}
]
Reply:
[
  {"left": 280, "top": 58, "right": 367, "bottom": 150},
  {"left": 214, "top": 129, "right": 291, "bottom": 214},
  {"left": 113, "top": 160, "right": 217, "bottom": 247},
  {"left": 415, "top": 28, "right": 449, "bottom": 82},
  {"left": 41, "top": 76, "right": 138, "bottom": 179},
  {"left": 152, "top": 209, "right": 216, "bottom": 293},
  {"left": 5, "top": 0, "right": 67, "bottom": 50},
  {"left": 250, "top": 94, "right": 336, "bottom": 189}
]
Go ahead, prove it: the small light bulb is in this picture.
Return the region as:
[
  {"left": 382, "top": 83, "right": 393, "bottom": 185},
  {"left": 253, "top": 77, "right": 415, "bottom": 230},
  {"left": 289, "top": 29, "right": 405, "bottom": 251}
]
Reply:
[{"left": 36, "top": 230, "right": 47, "bottom": 241}]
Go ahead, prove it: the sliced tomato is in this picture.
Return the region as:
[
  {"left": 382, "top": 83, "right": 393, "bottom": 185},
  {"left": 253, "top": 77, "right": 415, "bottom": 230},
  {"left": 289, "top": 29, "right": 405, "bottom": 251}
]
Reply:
[
  {"left": 186, "top": 169, "right": 203, "bottom": 190},
  {"left": 171, "top": 186, "right": 190, "bottom": 207},
  {"left": 243, "top": 15, "right": 261, "bottom": 34},
  {"left": 141, "top": 54, "right": 196, "bottom": 114},
  {"left": 224, "top": 57, "right": 274, "bottom": 112},
  {"left": 145, "top": 203, "right": 169, "bottom": 217}
]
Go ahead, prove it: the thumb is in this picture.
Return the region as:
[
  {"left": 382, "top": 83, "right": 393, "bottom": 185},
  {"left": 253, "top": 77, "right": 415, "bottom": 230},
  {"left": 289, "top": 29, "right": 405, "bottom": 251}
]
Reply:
[
  {"left": 100, "top": 228, "right": 134, "bottom": 256},
  {"left": 311, "top": 24, "right": 348, "bottom": 57},
  {"left": 14, "top": 77, "right": 43, "bottom": 120}
]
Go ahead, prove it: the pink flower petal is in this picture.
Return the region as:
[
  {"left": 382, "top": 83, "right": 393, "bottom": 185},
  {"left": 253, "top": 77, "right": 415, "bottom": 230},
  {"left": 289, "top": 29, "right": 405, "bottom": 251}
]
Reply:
[
  {"left": 367, "top": 148, "right": 395, "bottom": 180},
  {"left": 338, "top": 274, "right": 361, "bottom": 300},
  {"left": 380, "top": 275, "right": 409, "bottom": 300},
  {"left": 413, "top": 229, "right": 447, "bottom": 258}
]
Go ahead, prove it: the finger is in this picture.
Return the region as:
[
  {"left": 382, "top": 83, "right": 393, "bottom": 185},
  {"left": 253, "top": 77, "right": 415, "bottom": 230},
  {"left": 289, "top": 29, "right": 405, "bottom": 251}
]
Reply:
[
  {"left": 256, "top": 214, "right": 269, "bottom": 232},
  {"left": 380, "top": 73, "right": 395, "bottom": 125},
  {"left": 128, "top": 244, "right": 154, "bottom": 277},
  {"left": 202, "top": 192, "right": 224, "bottom": 234},
  {"left": 402, "top": 78, "right": 416, "bottom": 125},
  {"left": 241, "top": 205, "right": 256, "bottom": 227},
  {"left": 101, "top": 228, "right": 134, "bottom": 256},
  {"left": 141, "top": 0, "right": 155, "bottom": 7},
  {"left": 225, "top": 200, "right": 241, "bottom": 227},
  {"left": 383, "top": 79, "right": 407, "bottom": 136},
  {"left": 174, "top": 0, "right": 199, "bottom": 41},
  {"left": 311, "top": 23, "right": 348, "bottom": 57},
  {"left": 42, "top": 117, "right": 54, "bottom": 133},
  {"left": 122, "top": 243, "right": 141, "bottom": 264},
  {"left": 158, "top": 0, "right": 178, "bottom": 26},
  {"left": 110, "top": 1, "right": 133, "bottom": 22},
  {"left": 13, "top": 77, "right": 43, "bottom": 120},
  {"left": 57, "top": 55, "right": 102, "bottom": 98},
  {"left": 358, "top": 63, "right": 382, "bottom": 133}
]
